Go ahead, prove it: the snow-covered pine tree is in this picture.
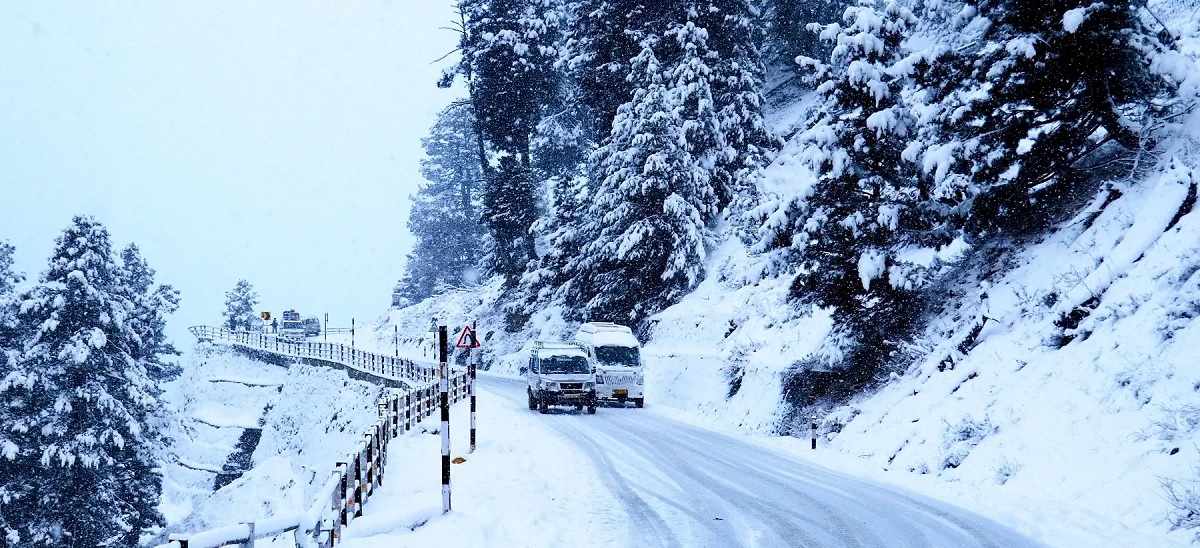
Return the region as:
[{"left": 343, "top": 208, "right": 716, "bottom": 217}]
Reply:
[
  {"left": 0, "top": 241, "right": 22, "bottom": 545},
  {"left": 514, "top": 79, "right": 594, "bottom": 318},
  {"left": 222, "top": 279, "right": 259, "bottom": 331},
  {"left": 566, "top": 0, "right": 652, "bottom": 140},
  {"left": 120, "top": 244, "right": 181, "bottom": 383},
  {"left": 0, "top": 240, "right": 21, "bottom": 368},
  {"left": 762, "top": 0, "right": 847, "bottom": 78},
  {"left": 112, "top": 244, "right": 176, "bottom": 546},
  {"left": 0, "top": 216, "right": 165, "bottom": 546},
  {"left": 396, "top": 102, "right": 486, "bottom": 303},
  {"left": 920, "top": 0, "right": 1180, "bottom": 236},
  {"left": 752, "top": 0, "right": 931, "bottom": 397},
  {"left": 576, "top": 34, "right": 714, "bottom": 324},
  {"left": 698, "top": 0, "right": 780, "bottom": 229},
  {"left": 448, "top": 0, "right": 560, "bottom": 290},
  {"left": 0, "top": 242, "right": 21, "bottom": 297},
  {"left": 663, "top": 12, "right": 724, "bottom": 214},
  {"left": 515, "top": 171, "right": 589, "bottom": 319}
]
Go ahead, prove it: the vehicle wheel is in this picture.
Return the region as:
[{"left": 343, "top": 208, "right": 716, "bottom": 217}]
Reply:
[
  {"left": 574, "top": 403, "right": 583, "bottom": 411},
  {"left": 587, "top": 405, "right": 596, "bottom": 414},
  {"left": 539, "top": 397, "right": 549, "bottom": 414},
  {"left": 634, "top": 398, "right": 644, "bottom": 408},
  {"left": 527, "top": 390, "right": 536, "bottom": 410}
]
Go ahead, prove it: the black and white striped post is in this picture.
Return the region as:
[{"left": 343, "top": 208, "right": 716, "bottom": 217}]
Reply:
[
  {"left": 811, "top": 415, "right": 818, "bottom": 450},
  {"left": 439, "top": 324, "right": 451, "bottom": 513},
  {"left": 469, "top": 321, "right": 478, "bottom": 453}
]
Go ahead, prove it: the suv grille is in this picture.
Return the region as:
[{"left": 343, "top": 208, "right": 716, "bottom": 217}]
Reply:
[{"left": 560, "top": 382, "right": 583, "bottom": 390}]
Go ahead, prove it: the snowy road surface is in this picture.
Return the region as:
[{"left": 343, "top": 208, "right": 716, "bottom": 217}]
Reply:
[
  {"left": 474, "top": 375, "right": 1039, "bottom": 547},
  {"left": 337, "top": 373, "right": 1041, "bottom": 547}
]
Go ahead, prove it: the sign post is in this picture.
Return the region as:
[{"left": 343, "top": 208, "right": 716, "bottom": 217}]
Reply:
[
  {"left": 324, "top": 313, "right": 329, "bottom": 341},
  {"left": 427, "top": 318, "right": 437, "bottom": 358},
  {"left": 456, "top": 324, "right": 481, "bottom": 453},
  {"left": 439, "top": 324, "right": 451, "bottom": 513}
]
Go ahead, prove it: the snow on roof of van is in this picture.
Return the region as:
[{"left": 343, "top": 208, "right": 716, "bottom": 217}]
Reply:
[
  {"left": 578, "top": 322, "right": 632, "bottom": 334},
  {"left": 584, "top": 328, "right": 639, "bottom": 348},
  {"left": 533, "top": 340, "right": 589, "bottom": 357}
]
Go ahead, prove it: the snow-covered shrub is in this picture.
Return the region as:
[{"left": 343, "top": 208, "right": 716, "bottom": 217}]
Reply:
[
  {"left": 1163, "top": 472, "right": 1200, "bottom": 540},
  {"left": 819, "top": 404, "right": 862, "bottom": 438},
  {"left": 939, "top": 415, "right": 996, "bottom": 470},
  {"left": 993, "top": 456, "right": 1022, "bottom": 485},
  {"left": 1142, "top": 405, "right": 1200, "bottom": 442}
]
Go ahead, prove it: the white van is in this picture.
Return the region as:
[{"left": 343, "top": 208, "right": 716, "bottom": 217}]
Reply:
[
  {"left": 527, "top": 341, "right": 598, "bottom": 414},
  {"left": 573, "top": 322, "right": 644, "bottom": 407}
]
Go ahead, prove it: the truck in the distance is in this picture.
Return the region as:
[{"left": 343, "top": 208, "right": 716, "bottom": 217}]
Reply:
[
  {"left": 279, "top": 309, "right": 305, "bottom": 340},
  {"left": 573, "top": 322, "right": 644, "bottom": 407}
]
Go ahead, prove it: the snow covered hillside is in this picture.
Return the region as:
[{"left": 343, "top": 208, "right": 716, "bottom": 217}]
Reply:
[
  {"left": 157, "top": 343, "right": 385, "bottom": 539},
  {"left": 351, "top": 1, "right": 1200, "bottom": 543}
]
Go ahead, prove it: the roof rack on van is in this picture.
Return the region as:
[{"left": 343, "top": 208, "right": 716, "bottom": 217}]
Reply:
[
  {"left": 532, "top": 340, "right": 587, "bottom": 351},
  {"left": 579, "top": 322, "right": 632, "bottom": 333}
]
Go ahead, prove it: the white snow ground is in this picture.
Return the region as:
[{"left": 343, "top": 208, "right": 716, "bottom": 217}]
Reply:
[{"left": 282, "top": 367, "right": 1041, "bottom": 547}]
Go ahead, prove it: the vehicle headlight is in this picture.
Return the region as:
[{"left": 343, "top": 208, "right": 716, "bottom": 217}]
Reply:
[
  {"left": 543, "top": 381, "right": 558, "bottom": 391},
  {"left": 584, "top": 381, "right": 595, "bottom": 389}
]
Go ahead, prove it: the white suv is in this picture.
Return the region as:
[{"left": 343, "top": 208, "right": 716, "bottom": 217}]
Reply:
[{"left": 526, "top": 341, "right": 597, "bottom": 414}]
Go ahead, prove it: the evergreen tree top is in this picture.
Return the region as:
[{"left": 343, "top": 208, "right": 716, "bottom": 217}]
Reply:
[
  {"left": 121, "top": 243, "right": 155, "bottom": 296},
  {"left": 0, "top": 240, "right": 23, "bottom": 296}
]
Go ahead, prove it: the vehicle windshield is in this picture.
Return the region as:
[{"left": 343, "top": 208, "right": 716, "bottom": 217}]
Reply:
[
  {"left": 282, "top": 321, "right": 303, "bottom": 329},
  {"left": 595, "top": 345, "right": 640, "bottom": 367},
  {"left": 540, "top": 355, "right": 591, "bottom": 375}
]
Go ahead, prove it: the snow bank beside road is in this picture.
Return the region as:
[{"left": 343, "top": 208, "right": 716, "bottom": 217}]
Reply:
[{"left": 338, "top": 376, "right": 624, "bottom": 548}]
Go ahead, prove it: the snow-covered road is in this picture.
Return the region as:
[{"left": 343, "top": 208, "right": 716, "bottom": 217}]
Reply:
[
  {"left": 328, "top": 360, "right": 1041, "bottom": 547},
  {"left": 476, "top": 375, "right": 1040, "bottom": 548}
]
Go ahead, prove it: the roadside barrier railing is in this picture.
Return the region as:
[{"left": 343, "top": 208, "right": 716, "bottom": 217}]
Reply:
[
  {"left": 159, "top": 326, "right": 470, "bottom": 548},
  {"left": 188, "top": 326, "right": 448, "bottom": 384}
]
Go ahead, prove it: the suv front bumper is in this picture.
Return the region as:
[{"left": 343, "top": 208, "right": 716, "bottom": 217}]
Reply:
[{"left": 537, "top": 389, "right": 597, "bottom": 407}]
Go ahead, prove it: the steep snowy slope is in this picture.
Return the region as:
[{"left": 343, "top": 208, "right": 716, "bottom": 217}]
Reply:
[{"left": 158, "top": 344, "right": 385, "bottom": 538}]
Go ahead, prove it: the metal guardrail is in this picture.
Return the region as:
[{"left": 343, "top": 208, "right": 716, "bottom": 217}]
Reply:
[
  {"left": 189, "top": 326, "right": 445, "bottom": 384},
  {"left": 163, "top": 326, "right": 470, "bottom": 548}
]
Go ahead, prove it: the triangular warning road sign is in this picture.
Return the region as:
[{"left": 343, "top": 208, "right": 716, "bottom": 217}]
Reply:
[{"left": 455, "top": 325, "right": 480, "bottom": 348}]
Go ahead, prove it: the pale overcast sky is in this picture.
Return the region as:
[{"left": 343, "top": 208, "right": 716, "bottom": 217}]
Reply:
[{"left": 0, "top": 1, "right": 463, "bottom": 345}]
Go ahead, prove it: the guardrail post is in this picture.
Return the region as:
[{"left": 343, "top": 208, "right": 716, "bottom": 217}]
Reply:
[
  {"left": 356, "top": 451, "right": 365, "bottom": 518},
  {"left": 405, "top": 392, "right": 412, "bottom": 431},
  {"left": 244, "top": 522, "right": 255, "bottom": 547},
  {"left": 811, "top": 415, "right": 818, "bottom": 450},
  {"left": 336, "top": 461, "right": 348, "bottom": 527},
  {"left": 391, "top": 396, "right": 399, "bottom": 438},
  {"left": 373, "top": 427, "right": 382, "bottom": 490}
]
